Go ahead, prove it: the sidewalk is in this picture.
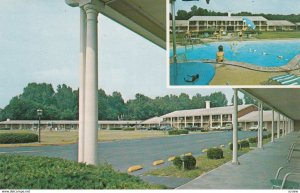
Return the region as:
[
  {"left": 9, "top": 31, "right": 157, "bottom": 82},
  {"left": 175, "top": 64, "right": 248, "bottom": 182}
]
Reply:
[{"left": 178, "top": 132, "right": 300, "bottom": 189}]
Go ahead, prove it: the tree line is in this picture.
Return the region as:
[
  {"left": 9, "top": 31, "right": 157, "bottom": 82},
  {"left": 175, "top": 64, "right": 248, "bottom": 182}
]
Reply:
[
  {"left": 0, "top": 83, "right": 256, "bottom": 121},
  {"left": 174, "top": 6, "right": 300, "bottom": 23}
]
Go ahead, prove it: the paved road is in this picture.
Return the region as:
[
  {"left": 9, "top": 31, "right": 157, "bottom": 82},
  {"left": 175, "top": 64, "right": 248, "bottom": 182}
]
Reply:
[{"left": 0, "top": 131, "right": 258, "bottom": 176}]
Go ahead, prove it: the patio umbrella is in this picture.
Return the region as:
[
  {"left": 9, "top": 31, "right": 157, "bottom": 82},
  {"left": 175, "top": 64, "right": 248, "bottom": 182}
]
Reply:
[{"left": 242, "top": 17, "right": 256, "bottom": 30}]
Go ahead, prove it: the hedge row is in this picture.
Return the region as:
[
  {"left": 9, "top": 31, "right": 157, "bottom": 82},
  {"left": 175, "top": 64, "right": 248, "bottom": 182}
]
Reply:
[
  {"left": 0, "top": 128, "right": 10, "bottom": 130},
  {"left": 109, "top": 128, "right": 123, "bottom": 130},
  {"left": 168, "top": 130, "right": 189, "bottom": 135},
  {"left": 122, "top": 128, "right": 135, "bottom": 131},
  {"left": 0, "top": 133, "right": 38, "bottom": 144},
  {"left": 0, "top": 154, "right": 164, "bottom": 189}
]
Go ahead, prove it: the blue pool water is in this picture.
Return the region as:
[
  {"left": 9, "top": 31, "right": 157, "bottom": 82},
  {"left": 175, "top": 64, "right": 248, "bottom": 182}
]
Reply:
[
  {"left": 170, "top": 40, "right": 300, "bottom": 85},
  {"left": 170, "top": 62, "right": 215, "bottom": 85},
  {"left": 171, "top": 40, "right": 300, "bottom": 67}
]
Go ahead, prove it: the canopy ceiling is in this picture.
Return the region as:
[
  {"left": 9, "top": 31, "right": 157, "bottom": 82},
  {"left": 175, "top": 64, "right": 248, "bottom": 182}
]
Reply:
[
  {"left": 66, "top": 0, "right": 166, "bottom": 49},
  {"left": 241, "top": 88, "right": 300, "bottom": 120}
]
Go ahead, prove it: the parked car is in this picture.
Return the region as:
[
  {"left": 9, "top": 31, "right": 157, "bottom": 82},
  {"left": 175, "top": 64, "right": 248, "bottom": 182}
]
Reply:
[
  {"left": 159, "top": 125, "right": 174, "bottom": 131},
  {"left": 184, "top": 126, "right": 204, "bottom": 132},
  {"left": 249, "top": 125, "right": 266, "bottom": 131}
]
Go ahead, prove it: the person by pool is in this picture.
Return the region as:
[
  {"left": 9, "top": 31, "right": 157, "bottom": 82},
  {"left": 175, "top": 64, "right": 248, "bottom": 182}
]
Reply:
[
  {"left": 184, "top": 74, "right": 199, "bottom": 83},
  {"left": 216, "top": 45, "right": 224, "bottom": 63}
]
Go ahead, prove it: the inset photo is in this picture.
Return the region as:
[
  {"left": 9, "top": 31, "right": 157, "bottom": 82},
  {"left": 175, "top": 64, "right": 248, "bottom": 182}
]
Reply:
[{"left": 169, "top": 0, "right": 300, "bottom": 86}]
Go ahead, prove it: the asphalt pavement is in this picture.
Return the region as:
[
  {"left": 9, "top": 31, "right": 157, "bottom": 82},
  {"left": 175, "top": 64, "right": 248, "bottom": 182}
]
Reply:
[{"left": 0, "top": 131, "right": 258, "bottom": 188}]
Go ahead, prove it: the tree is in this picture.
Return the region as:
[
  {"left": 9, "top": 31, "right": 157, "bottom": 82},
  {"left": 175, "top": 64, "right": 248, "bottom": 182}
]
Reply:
[
  {"left": 176, "top": 10, "right": 189, "bottom": 20},
  {"left": 208, "top": 92, "right": 228, "bottom": 107},
  {"left": 21, "top": 83, "right": 55, "bottom": 106},
  {"left": 231, "top": 95, "right": 243, "bottom": 105},
  {"left": 244, "top": 95, "right": 257, "bottom": 105}
]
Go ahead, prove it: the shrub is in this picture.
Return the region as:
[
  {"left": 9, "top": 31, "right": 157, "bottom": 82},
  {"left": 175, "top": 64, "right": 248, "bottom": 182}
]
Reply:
[
  {"left": 207, "top": 148, "right": 223, "bottom": 159},
  {"left": 173, "top": 155, "right": 196, "bottom": 170},
  {"left": 240, "top": 140, "right": 250, "bottom": 148},
  {"left": 122, "top": 128, "right": 135, "bottom": 131},
  {"left": 262, "top": 135, "right": 268, "bottom": 139},
  {"left": 109, "top": 128, "right": 122, "bottom": 130},
  {"left": 229, "top": 142, "right": 241, "bottom": 150},
  {"left": 168, "top": 130, "right": 189, "bottom": 135},
  {"left": 0, "top": 133, "right": 38, "bottom": 144},
  {"left": 248, "top": 137, "right": 258, "bottom": 143},
  {"left": 0, "top": 128, "right": 10, "bottom": 130},
  {"left": 0, "top": 154, "right": 163, "bottom": 189}
]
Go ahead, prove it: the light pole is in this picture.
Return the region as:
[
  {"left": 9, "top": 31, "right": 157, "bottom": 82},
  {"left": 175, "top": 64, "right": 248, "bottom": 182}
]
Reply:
[
  {"left": 37, "top": 109, "right": 43, "bottom": 143},
  {"left": 170, "top": 0, "right": 177, "bottom": 64}
]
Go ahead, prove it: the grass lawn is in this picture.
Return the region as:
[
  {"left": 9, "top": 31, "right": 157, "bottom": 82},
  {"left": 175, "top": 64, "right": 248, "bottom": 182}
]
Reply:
[
  {"left": 0, "top": 130, "right": 167, "bottom": 147},
  {"left": 257, "top": 31, "right": 300, "bottom": 39},
  {"left": 144, "top": 148, "right": 251, "bottom": 179}
]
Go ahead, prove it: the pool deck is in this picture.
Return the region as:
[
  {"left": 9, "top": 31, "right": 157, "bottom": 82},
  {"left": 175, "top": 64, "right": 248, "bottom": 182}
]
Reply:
[
  {"left": 177, "top": 132, "right": 300, "bottom": 189},
  {"left": 199, "top": 54, "right": 300, "bottom": 72}
]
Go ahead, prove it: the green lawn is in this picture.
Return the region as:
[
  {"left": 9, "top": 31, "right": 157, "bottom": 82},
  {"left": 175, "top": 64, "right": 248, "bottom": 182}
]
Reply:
[
  {"left": 144, "top": 148, "right": 251, "bottom": 179},
  {"left": 257, "top": 31, "right": 300, "bottom": 39}
]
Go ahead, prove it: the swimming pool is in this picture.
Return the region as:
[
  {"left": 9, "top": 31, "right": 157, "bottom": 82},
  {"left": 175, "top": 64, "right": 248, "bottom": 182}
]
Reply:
[
  {"left": 170, "top": 62, "right": 215, "bottom": 85},
  {"left": 170, "top": 40, "right": 300, "bottom": 85},
  {"left": 170, "top": 40, "right": 300, "bottom": 67}
]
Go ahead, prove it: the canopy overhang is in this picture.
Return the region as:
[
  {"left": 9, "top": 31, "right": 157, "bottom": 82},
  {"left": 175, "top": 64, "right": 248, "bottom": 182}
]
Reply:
[
  {"left": 240, "top": 88, "right": 300, "bottom": 121},
  {"left": 66, "top": 0, "right": 166, "bottom": 49}
]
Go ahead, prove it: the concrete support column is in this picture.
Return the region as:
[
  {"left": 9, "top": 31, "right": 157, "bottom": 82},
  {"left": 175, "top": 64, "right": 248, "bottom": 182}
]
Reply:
[
  {"left": 220, "top": 114, "right": 223, "bottom": 127},
  {"left": 83, "top": 4, "right": 99, "bottom": 165},
  {"left": 192, "top": 116, "right": 195, "bottom": 127},
  {"left": 232, "top": 89, "right": 239, "bottom": 165},
  {"left": 78, "top": 7, "right": 87, "bottom": 163},
  {"left": 271, "top": 109, "right": 274, "bottom": 142},
  {"left": 277, "top": 113, "right": 280, "bottom": 139},
  {"left": 201, "top": 116, "right": 203, "bottom": 127},
  {"left": 283, "top": 116, "right": 286, "bottom": 137},
  {"left": 258, "top": 102, "right": 263, "bottom": 148},
  {"left": 257, "top": 106, "right": 260, "bottom": 148}
]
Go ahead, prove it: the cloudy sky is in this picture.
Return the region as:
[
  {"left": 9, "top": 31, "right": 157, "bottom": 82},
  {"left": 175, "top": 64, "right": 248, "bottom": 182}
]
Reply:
[
  {"left": 0, "top": 0, "right": 233, "bottom": 108},
  {"left": 175, "top": 0, "right": 300, "bottom": 15}
]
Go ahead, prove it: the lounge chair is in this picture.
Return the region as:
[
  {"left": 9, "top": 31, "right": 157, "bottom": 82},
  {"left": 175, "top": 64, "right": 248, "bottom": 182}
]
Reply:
[
  {"left": 287, "top": 143, "right": 300, "bottom": 162},
  {"left": 270, "top": 166, "right": 300, "bottom": 189}
]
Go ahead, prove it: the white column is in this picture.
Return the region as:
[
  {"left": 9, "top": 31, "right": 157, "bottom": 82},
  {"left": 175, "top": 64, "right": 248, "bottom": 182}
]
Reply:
[
  {"left": 232, "top": 89, "right": 239, "bottom": 164},
  {"left": 257, "top": 106, "right": 260, "bottom": 148},
  {"left": 283, "top": 116, "right": 286, "bottom": 137},
  {"left": 192, "top": 116, "right": 195, "bottom": 127},
  {"left": 201, "top": 115, "right": 203, "bottom": 127},
  {"left": 271, "top": 110, "right": 274, "bottom": 142},
  {"left": 170, "top": 117, "right": 173, "bottom": 127},
  {"left": 209, "top": 115, "right": 212, "bottom": 128},
  {"left": 220, "top": 114, "right": 223, "bottom": 127},
  {"left": 277, "top": 113, "right": 280, "bottom": 139},
  {"left": 83, "top": 4, "right": 99, "bottom": 165},
  {"left": 184, "top": 116, "right": 187, "bottom": 128},
  {"left": 78, "top": 7, "right": 86, "bottom": 163},
  {"left": 258, "top": 102, "right": 263, "bottom": 148}
]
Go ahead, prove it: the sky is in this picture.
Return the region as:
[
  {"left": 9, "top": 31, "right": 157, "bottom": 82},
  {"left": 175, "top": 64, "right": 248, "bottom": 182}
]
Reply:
[
  {"left": 174, "top": 0, "right": 300, "bottom": 15},
  {"left": 0, "top": 0, "right": 234, "bottom": 108}
]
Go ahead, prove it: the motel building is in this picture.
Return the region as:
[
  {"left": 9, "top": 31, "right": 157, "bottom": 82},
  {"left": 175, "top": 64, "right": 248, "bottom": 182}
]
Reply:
[
  {"left": 169, "top": 20, "right": 189, "bottom": 32},
  {"left": 238, "top": 110, "right": 287, "bottom": 132},
  {"left": 188, "top": 15, "right": 268, "bottom": 32},
  {"left": 0, "top": 120, "right": 141, "bottom": 131},
  {"left": 170, "top": 15, "right": 297, "bottom": 33},
  {"left": 161, "top": 101, "right": 257, "bottom": 130}
]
